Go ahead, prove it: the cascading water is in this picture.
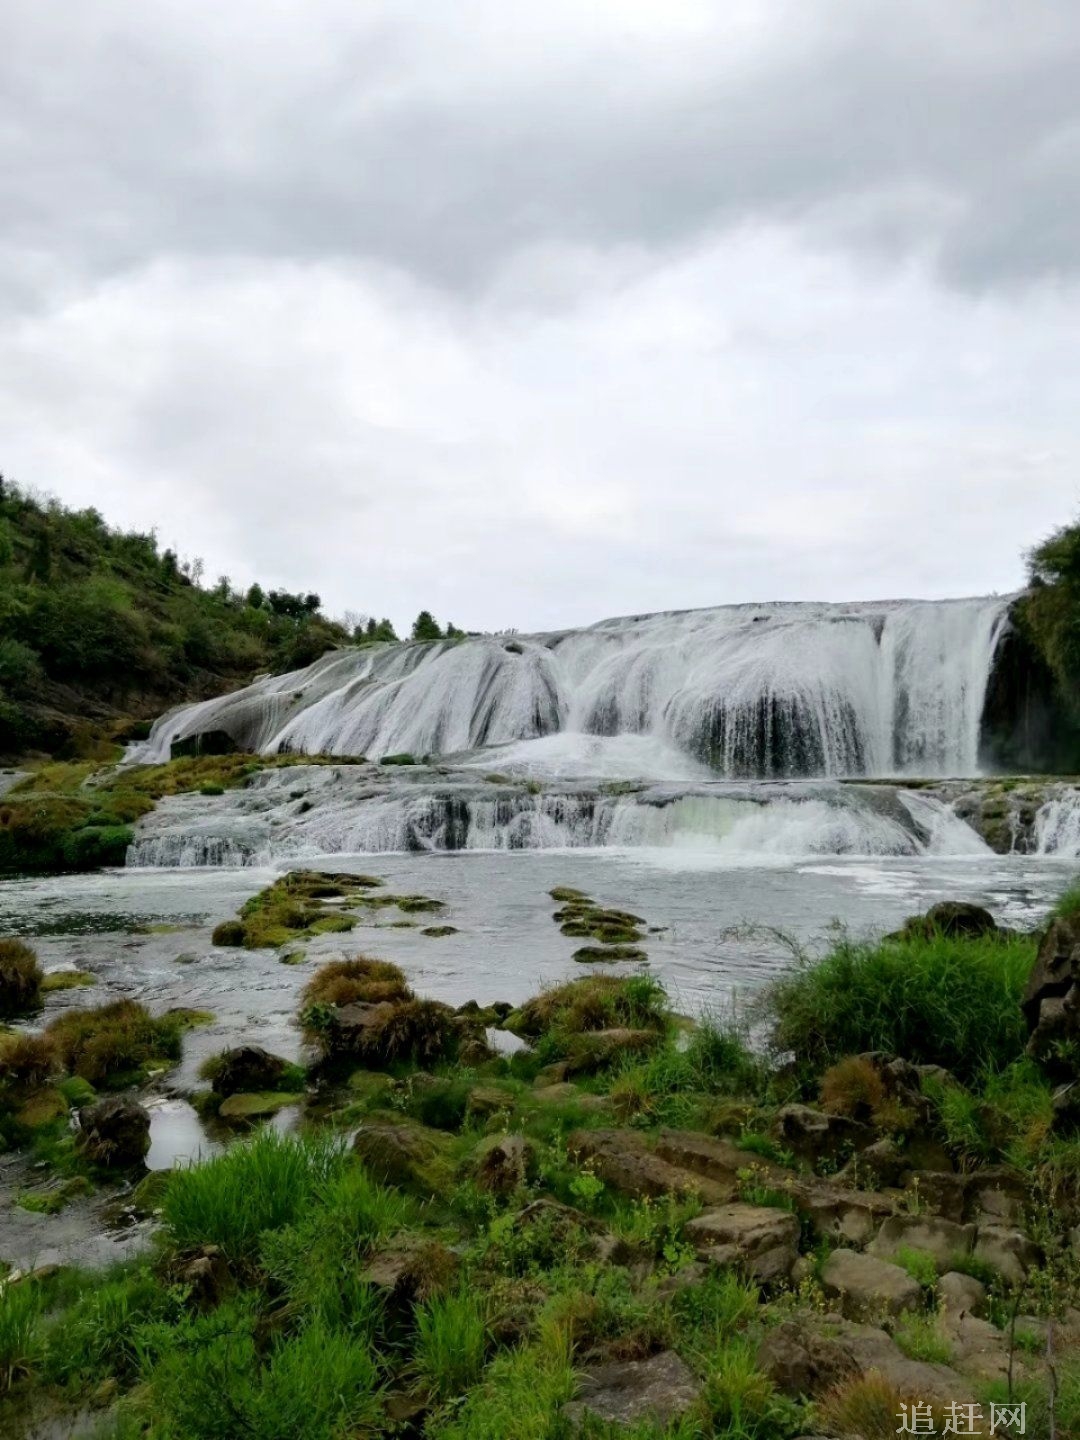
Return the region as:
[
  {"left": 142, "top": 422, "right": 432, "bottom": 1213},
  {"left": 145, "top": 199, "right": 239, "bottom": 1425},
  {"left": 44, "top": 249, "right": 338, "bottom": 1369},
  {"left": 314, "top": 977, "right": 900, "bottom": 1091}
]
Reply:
[
  {"left": 135, "top": 596, "right": 1013, "bottom": 780},
  {"left": 125, "top": 765, "right": 990, "bottom": 867}
]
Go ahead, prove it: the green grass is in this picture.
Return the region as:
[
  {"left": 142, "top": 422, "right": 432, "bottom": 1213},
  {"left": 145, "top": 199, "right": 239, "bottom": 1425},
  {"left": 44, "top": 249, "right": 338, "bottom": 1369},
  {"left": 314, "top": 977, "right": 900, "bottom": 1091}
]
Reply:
[
  {"left": 0, "top": 1280, "right": 41, "bottom": 1393},
  {"left": 163, "top": 1130, "right": 350, "bottom": 1263},
  {"left": 430, "top": 1317, "right": 575, "bottom": 1440},
  {"left": 763, "top": 928, "right": 1035, "bottom": 1082},
  {"left": 414, "top": 1288, "right": 489, "bottom": 1400},
  {"left": 702, "top": 1336, "right": 800, "bottom": 1439},
  {"left": 893, "top": 1313, "right": 953, "bottom": 1366},
  {"left": 893, "top": 1245, "right": 938, "bottom": 1291}
]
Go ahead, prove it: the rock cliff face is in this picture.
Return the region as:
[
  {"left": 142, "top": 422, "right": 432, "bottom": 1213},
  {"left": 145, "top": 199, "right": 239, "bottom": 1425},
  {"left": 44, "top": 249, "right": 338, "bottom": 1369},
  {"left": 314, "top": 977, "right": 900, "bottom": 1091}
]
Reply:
[{"left": 979, "top": 601, "right": 1080, "bottom": 774}]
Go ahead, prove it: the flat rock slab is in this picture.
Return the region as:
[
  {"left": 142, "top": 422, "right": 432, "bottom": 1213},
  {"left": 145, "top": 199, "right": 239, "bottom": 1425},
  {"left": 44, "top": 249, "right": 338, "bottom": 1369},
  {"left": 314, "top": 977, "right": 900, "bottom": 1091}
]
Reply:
[
  {"left": 568, "top": 1130, "right": 732, "bottom": 1205},
  {"left": 869, "top": 1214, "right": 976, "bottom": 1268},
  {"left": 655, "top": 1128, "right": 792, "bottom": 1190},
  {"left": 566, "top": 1350, "right": 701, "bottom": 1427},
  {"left": 760, "top": 1315, "right": 977, "bottom": 1408},
  {"left": 685, "top": 1203, "right": 800, "bottom": 1283},
  {"left": 820, "top": 1248, "right": 922, "bottom": 1321}
]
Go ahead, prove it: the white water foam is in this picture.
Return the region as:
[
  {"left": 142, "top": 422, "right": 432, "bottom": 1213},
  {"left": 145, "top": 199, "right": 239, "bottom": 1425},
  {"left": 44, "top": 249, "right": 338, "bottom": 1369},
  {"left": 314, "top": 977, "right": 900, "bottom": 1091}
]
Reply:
[
  {"left": 125, "top": 765, "right": 988, "bottom": 867},
  {"left": 1034, "top": 790, "right": 1080, "bottom": 857}
]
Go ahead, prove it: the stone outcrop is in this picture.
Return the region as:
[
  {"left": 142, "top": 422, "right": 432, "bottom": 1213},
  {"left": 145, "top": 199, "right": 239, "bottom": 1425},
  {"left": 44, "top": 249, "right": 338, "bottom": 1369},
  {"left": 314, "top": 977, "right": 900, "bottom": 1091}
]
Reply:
[
  {"left": 567, "top": 1130, "right": 733, "bottom": 1205},
  {"left": 352, "top": 1118, "right": 449, "bottom": 1188},
  {"left": 868, "top": 1214, "right": 976, "bottom": 1269},
  {"left": 684, "top": 1204, "right": 800, "bottom": 1283},
  {"left": 774, "top": 1104, "right": 874, "bottom": 1166},
  {"left": 819, "top": 1249, "right": 922, "bottom": 1320},
  {"left": 1023, "top": 914, "right": 1080, "bottom": 1081},
  {"left": 473, "top": 1133, "right": 536, "bottom": 1195}
]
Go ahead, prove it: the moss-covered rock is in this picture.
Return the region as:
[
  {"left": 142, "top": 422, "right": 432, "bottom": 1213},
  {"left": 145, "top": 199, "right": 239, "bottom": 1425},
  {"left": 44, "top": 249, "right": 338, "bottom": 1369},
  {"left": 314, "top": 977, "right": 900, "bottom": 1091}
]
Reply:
[{"left": 0, "top": 939, "right": 43, "bottom": 1017}]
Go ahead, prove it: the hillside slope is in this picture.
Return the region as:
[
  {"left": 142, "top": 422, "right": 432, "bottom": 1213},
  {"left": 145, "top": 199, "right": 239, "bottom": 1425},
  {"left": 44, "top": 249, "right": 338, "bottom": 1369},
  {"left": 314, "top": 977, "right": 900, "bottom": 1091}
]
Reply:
[{"left": 0, "top": 477, "right": 349, "bottom": 760}]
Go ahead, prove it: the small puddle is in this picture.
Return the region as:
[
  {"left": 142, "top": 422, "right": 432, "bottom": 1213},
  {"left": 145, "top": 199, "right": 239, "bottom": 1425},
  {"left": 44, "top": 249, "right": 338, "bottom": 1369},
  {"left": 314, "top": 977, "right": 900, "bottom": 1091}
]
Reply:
[{"left": 145, "top": 1098, "right": 221, "bottom": 1171}]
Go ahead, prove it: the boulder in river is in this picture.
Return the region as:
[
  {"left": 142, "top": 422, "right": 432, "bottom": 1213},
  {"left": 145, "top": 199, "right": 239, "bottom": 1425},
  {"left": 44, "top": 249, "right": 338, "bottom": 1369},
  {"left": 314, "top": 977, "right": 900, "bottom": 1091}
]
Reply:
[{"left": 210, "top": 1045, "right": 287, "bottom": 1096}]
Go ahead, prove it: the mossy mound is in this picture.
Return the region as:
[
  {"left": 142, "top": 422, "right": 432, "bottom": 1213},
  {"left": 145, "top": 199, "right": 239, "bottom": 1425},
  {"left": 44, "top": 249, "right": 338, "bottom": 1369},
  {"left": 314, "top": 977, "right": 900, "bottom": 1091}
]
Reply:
[
  {"left": 508, "top": 974, "right": 670, "bottom": 1044},
  {"left": 0, "top": 938, "right": 43, "bottom": 1017},
  {"left": 299, "top": 957, "right": 468, "bottom": 1069},
  {"left": 217, "top": 1091, "right": 303, "bottom": 1121},
  {"left": 550, "top": 890, "right": 649, "bottom": 954},
  {"left": 45, "top": 999, "right": 183, "bottom": 1088},
  {"left": 211, "top": 870, "right": 390, "bottom": 949},
  {"left": 40, "top": 970, "right": 96, "bottom": 993},
  {"left": 572, "top": 945, "right": 648, "bottom": 965}
]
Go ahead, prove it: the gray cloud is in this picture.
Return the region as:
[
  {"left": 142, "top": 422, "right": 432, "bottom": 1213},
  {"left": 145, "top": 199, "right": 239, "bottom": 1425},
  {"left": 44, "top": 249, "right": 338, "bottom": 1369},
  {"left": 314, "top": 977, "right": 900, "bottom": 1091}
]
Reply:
[{"left": 1, "top": 2, "right": 1079, "bottom": 630}]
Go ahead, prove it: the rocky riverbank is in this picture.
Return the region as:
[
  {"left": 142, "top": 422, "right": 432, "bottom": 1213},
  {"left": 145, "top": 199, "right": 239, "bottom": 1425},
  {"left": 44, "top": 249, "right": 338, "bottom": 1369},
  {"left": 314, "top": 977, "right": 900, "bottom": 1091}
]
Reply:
[{"left": 2, "top": 881, "right": 1079, "bottom": 1438}]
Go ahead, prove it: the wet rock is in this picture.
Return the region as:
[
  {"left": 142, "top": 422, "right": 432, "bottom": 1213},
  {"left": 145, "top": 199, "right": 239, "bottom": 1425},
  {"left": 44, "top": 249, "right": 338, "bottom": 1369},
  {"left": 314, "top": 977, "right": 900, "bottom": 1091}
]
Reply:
[
  {"left": 1051, "top": 1080, "right": 1080, "bottom": 1134},
  {"left": 820, "top": 1249, "right": 922, "bottom": 1321},
  {"left": 210, "top": 1045, "right": 287, "bottom": 1096},
  {"left": 761, "top": 1315, "right": 977, "bottom": 1406},
  {"left": 568, "top": 1129, "right": 731, "bottom": 1204},
  {"left": 566, "top": 1351, "right": 701, "bottom": 1428},
  {"left": 938, "top": 1270, "right": 988, "bottom": 1316},
  {"left": 1022, "top": 915, "right": 1080, "bottom": 1081},
  {"left": 869, "top": 1215, "right": 976, "bottom": 1269},
  {"left": 904, "top": 1170, "right": 966, "bottom": 1221},
  {"left": 352, "top": 1119, "right": 449, "bottom": 1189},
  {"left": 77, "top": 1096, "right": 150, "bottom": 1168},
  {"left": 892, "top": 901, "right": 1000, "bottom": 941},
  {"left": 775, "top": 1104, "right": 874, "bottom": 1166},
  {"left": 217, "top": 1091, "right": 300, "bottom": 1121},
  {"left": 179, "top": 1245, "right": 232, "bottom": 1309},
  {"left": 972, "top": 1225, "right": 1041, "bottom": 1287},
  {"left": 757, "top": 1319, "right": 859, "bottom": 1398},
  {"left": 684, "top": 1203, "right": 799, "bottom": 1283},
  {"left": 473, "top": 1133, "right": 536, "bottom": 1194}
]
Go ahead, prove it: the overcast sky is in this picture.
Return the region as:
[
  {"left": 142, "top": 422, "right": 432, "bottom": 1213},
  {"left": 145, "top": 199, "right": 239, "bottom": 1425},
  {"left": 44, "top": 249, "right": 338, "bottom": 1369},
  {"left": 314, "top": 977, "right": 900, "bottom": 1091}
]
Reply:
[{"left": 3, "top": 2, "right": 1079, "bottom": 632}]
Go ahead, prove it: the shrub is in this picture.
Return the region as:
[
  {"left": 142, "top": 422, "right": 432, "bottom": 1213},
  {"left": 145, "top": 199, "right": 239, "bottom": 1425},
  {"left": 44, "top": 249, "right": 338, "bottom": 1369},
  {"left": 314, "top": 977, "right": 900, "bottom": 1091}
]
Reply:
[
  {"left": 163, "top": 1130, "right": 349, "bottom": 1263},
  {"left": 819, "top": 1055, "right": 887, "bottom": 1121},
  {"left": 0, "top": 1280, "right": 41, "bottom": 1393},
  {"left": 819, "top": 1372, "right": 943, "bottom": 1440},
  {"left": 703, "top": 1337, "right": 796, "bottom": 1438},
  {"left": 45, "top": 1000, "right": 182, "bottom": 1086},
  {"left": 149, "top": 1308, "right": 382, "bottom": 1440},
  {"left": 893, "top": 1312, "right": 952, "bottom": 1366},
  {"left": 0, "top": 938, "right": 43, "bottom": 1017},
  {"left": 763, "top": 929, "right": 1034, "bottom": 1082},
  {"left": 44, "top": 1264, "right": 174, "bottom": 1385}
]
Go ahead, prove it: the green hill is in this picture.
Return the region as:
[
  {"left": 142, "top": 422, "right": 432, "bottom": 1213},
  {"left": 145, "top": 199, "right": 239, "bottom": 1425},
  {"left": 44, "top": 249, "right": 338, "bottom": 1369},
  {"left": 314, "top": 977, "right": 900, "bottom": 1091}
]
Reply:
[{"left": 0, "top": 477, "right": 350, "bottom": 760}]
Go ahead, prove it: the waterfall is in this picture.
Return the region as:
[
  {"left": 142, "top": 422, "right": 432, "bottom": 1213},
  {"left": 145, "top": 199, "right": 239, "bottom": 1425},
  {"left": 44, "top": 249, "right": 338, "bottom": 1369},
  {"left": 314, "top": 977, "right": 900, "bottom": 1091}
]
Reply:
[
  {"left": 1034, "top": 792, "right": 1080, "bottom": 857},
  {"left": 134, "top": 595, "right": 1012, "bottom": 780}
]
